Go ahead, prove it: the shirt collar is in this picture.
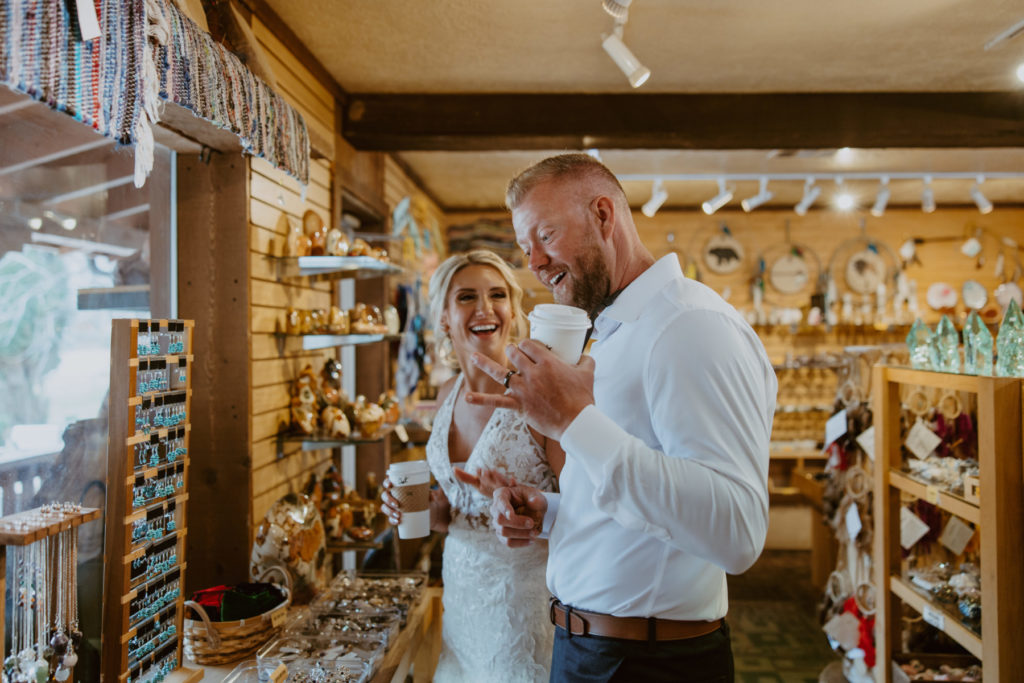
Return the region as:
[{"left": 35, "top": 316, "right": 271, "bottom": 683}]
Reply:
[{"left": 599, "top": 254, "right": 682, "bottom": 324}]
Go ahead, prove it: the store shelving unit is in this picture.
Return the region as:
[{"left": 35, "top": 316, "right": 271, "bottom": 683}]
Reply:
[
  {"left": 273, "top": 332, "right": 400, "bottom": 352},
  {"left": 103, "top": 319, "right": 202, "bottom": 683},
  {"left": 872, "top": 366, "right": 1024, "bottom": 682},
  {"left": 276, "top": 426, "right": 396, "bottom": 458},
  {"left": 271, "top": 254, "right": 402, "bottom": 279}
]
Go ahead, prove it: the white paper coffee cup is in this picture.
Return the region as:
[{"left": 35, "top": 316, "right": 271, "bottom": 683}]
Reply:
[
  {"left": 387, "top": 460, "right": 431, "bottom": 539},
  {"left": 528, "top": 304, "right": 591, "bottom": 365}
]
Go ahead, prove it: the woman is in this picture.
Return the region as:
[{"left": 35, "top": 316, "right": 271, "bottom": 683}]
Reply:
[{"left": 382, "top": 250, "right": 563, "bottom": 683}]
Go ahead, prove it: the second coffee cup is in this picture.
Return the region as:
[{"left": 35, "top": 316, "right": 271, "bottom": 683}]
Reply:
[{"left": 527, "top": 304, "right": 591, "bottom": 365}]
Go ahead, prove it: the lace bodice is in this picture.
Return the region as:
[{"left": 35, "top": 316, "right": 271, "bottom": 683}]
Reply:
[
  {"left": 426, "top": 372, "right": 556, "bottom": 683},
  {"left": 427, "top": 373, "right": 557, "bottom": 532}
]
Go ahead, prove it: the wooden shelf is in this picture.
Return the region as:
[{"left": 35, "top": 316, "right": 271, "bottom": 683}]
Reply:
[
  {"left": 272, "top": 255, "right": 402, "bottom": 279},
  {"left": 77, "top": 284, "right": 150, "bottom": 310},
  {"left": 277, "top": 426, "right": 395, "bottom": 455},
  {"left": 0, "top": 506, "right": 101, "bottom": 546},
  {"left": 273, "top": 332, "right": 399, "bottom": 351},
  {"left": 873, "top": 366, "right": 1024, "bottom": 682},
  {"left": 889, "top": 575, "right": 982, "bottom": 659},
  {"left": 888, "top": 470, "right": 980, "bottom": 525}
]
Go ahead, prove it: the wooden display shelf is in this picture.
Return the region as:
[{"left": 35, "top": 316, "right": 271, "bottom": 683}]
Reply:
[
  {"left": 873, "top": 366, "right": 1024, "bottom": 682},
  {"left": 0, "top": 506, "right": 100, "bottom": 546},
  {"left": 887, "top": 471, "right": 980, "bottom": 525},
  {"left": 272, "top": 332, "right": 400, "bottom": 352},
  {"left": 277, "top": 426, "right": 395, "bottom": 456},
  {"left": 889, "top": 575, "right": 982, "bottom": 659},
  {"left": 272, "top": 255, "right": 403, "bottom": 279}
]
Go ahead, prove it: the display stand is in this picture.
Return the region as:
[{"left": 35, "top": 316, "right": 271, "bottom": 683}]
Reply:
[
  {"left": 103, "top": 319, "right": 202, "bottom": 683},
  {"left": 872, "top": 366, "right": 1024, "bottom": 682}
]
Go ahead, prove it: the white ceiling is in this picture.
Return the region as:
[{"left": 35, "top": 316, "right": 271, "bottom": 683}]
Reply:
[{"left": 264, "top": 0, "right": 1024, "bottom": 211}]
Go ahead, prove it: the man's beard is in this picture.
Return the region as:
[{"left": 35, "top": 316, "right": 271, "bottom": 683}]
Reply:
[{"left": 558, "top": 242, "right": 610, "bottom": 317}]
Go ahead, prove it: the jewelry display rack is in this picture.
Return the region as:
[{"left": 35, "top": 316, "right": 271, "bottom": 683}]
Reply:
[
  {"left": 872, "top": 366, "right": 1024, "bottom": 682},
  {"left": 103, "top": 319, "right": 202, "bottom": 683},
  {"left": 0, "top": 504, "right": 101, "bottom": 676}
]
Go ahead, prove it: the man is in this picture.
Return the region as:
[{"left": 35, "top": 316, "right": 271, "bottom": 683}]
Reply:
[{"left": 465, "top": 153, "right": 777, "bottom": 682}]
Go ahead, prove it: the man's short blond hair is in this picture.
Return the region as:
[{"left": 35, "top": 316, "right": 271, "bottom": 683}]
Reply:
[{"left": 505, "top": 153, "right": 628, "bottom": 213}]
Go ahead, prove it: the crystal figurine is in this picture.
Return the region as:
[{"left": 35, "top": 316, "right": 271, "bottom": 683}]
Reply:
[
  {"left": 963, "top": 310, "right": 993, "bottom": 376},
  {"left": 906, "top": 318, "right": 934, "bottom": 370},
  {"left": 929, "top": 315, "right": 960, "bottom": 373},
  {"left": 996, "top": 299, "right": 1024, "bottom": 377}
]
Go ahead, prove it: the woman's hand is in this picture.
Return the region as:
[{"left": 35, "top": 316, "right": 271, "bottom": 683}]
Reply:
[
  {"left": 453, "top": 467, "right": 516, "bottom": 498},
  {"left": 381, "top": 475, "right": 452, "bottom": 533}
]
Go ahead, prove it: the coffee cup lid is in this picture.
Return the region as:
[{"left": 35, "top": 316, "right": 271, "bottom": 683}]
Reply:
[
  {"left": 388, "top": 460, "right": 430, "bottom": 476},
  {"left": 528, "top": 304, "right": 591, "bottom": 329}
]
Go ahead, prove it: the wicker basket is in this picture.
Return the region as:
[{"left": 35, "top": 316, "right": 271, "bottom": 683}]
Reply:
[{"left": 183, "top": 565, "right": 291, "bottom": 665}]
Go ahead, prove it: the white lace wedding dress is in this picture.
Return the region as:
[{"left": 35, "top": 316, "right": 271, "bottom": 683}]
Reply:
[{"left": 428, "top": 373, "right": 557, "bottom": 683}]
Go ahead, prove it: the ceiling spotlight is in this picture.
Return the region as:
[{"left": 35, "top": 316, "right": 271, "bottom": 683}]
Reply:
[
  {"left": 702, "top": 178, "right": 733, "bottom": 215},
  {"left": 43, "top": 209, "right": 77, "bottom": 231},
  {"left": 602, "top": 0, "right": 632, "bottom": 19},
  {"left": 602, "top": 27, "right": 650, "bottom": 88},
  {"left": 585, "top": 148, "right": 603, "bottom": 161},
  {"left": 27, "top": 217, "right": 43, "bottom": 230},
  {"left": 61, "top": 217, "right": 77, "bottom": 230},
  {"left": 794, "top": 178, "right": 821, "bottom": 216},
  {"left": 870, "top": 176, "right": 890, "bottom": 217},
  {"left": 641, "top": 178, "right": 668, "bottom": 217},
  {"left": 835, "top": 191, "right": 856, "bottom": 212},
  {"left": 741, "top": 177, "right": 773, "bottom": 212},
  {"left": 1017, "top": 62, "right": 1024, "bottom": 83},
  {"left": 835, "top": 147, "right": 855, "bottom": 164},
  {"left": 970, "top": 175, "right": 993, "bottom": 214},
  {"left": 921, "top": 175, "right": 936, "bottom": 213}
]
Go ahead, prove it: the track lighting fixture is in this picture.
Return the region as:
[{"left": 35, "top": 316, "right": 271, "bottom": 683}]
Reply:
[
  {"left": 970, "top": 175, "right": 993, "bottom": 214},
  {"left": 794, "top": 178, "right": 821, "bottom": 216},
  {"left": 602, "top": 27, "right": 650, "bottom": 88},
  {"left": 740, "top": 178, "right": 773, "bottom": 212},
  {"left": 43, "top": 209, "right": 77, "bottom": 231},
  {"left": 834, "top": 176, "right": 855, "bottom": 211},
  {"left": 701, "top": 179, "right": 733, "bottom": 215},
  {"left": 921, "top": 175, "right": 936, "bottom": 213},
  {"left": 27, "top": 217, "right": 42, "bottom": 230},
  {"left": 870, "top": 177, "right": 890, "bottom": 217},
  {"left": 641, "top": 178, "right": 668, "bottom": 217},
  {"left": 602, "top": 0, "right": 632, "bottom": 19}
]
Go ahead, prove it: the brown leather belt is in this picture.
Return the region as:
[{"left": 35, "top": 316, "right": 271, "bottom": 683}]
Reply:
[{"left": 549, "top": 597, "right": 722, "bottom": 642}]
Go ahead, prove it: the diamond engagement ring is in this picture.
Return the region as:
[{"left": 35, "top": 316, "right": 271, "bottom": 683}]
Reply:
[{"left": 503, "top": 369, "right": 516, "bottom": 389}]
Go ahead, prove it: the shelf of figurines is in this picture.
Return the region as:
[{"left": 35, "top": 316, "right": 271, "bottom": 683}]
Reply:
[
  {"left": 273, "top": 255, "right": 403, "bottom": 280},
  {"left": 277, "top": 426, "right": 397, "bottom": 457},
  {"left": 890, "top": 573, "right": 982, "bottom": 659},
  {"left": 275, "top": 333, "right": 401, "bottom": 353}
]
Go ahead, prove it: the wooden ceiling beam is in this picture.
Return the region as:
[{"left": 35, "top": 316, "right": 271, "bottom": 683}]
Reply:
[{"left": 342, "top": 92, "right": 1024, "bottom": 151}]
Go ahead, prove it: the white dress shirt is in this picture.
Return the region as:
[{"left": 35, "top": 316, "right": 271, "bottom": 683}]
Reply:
[{"left": 542, "top": 254, "right": 776, "bottom": 621}]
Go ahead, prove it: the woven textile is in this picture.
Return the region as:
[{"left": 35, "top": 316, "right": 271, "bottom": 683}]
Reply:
[
  {"left": 0, "top": 0, "right": 153, "bottom": 184},
  {"left": 0, "top": 0, "right": 310, "bottom": 187},
  {"left": 151, "top": 0, "right": 309, "bottom": 186}
]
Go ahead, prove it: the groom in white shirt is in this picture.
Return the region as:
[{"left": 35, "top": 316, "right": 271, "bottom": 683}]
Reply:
[{"left": 466, "top": 153, "right": 777, "bottom": 682}]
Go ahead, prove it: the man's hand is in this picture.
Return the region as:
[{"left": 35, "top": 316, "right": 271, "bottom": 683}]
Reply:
[
  {"left": 453, "top": 467, "right": 516, "bottom": 498},
  {"left": 490, "top": 484, "right": 548, "bottom": 548},
  {"left": 465, "top": 339, "right": 595, "bottom": 440}
]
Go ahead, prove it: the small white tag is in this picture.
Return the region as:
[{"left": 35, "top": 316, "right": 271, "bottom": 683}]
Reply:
[
  {"left": 270, "top": 608, "right": 287, "bottom": 629},
  {"left": 393, "top": 423, "right": 409, "bottom": 443},
  {"left": 845, "top": 502, "right": 862, "bottom": 540},
  {"left": 823, "top": 612, "right": 861, "bottom": 651},
  {"left": 900, "top": 506, "right": 931, "bottom": 549},
  {"left": 939, "top": 516, "right": 975, "bottom": 556},
  {"left": 856, "top": 426, "right": 875, "bottom": 460},
  {"left": 911, "top": 575, "right": 937, "bottom": 592},
  {"left": 922, "top": 604, "right": 945, "bottom": 630},
  {"left": 892, "top": 662, "right": 912, "bottom": 683},
  {"left": 905, "top": 419, "right": 942, "bottom": 460},
  {"left": 75, "top": 0, "right": 102, "bottom": 41},
  {"left": 824, "top": 409, "right": 848, "bottom": 447}
]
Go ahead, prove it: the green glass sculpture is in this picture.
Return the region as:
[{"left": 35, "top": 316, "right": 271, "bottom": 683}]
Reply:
[
  {"left": 929, "top": 315, "right": 960, "bottom": 373},
  {"left": 963, "top": 310, "right": 993, "bottom": 376},
  {"left": 906, "top": 318, "right": 934, "bottom": 370},
  {"left": 996, "top": 299, "right": 1024, "bottom": 377}
]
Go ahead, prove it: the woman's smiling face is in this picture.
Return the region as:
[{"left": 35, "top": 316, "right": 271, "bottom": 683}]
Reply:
[{"left": 442, "top": 264, "right": 515, "bottom": 362}]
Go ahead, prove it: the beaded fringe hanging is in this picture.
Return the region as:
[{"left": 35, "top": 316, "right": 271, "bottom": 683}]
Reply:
[{"left": 0, "top": 0, "right": 310, "bottom": 188}]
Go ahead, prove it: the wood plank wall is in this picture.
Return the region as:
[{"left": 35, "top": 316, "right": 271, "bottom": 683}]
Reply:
[{"left": 249, "top": 157, "right": 337, "bottom": 541}]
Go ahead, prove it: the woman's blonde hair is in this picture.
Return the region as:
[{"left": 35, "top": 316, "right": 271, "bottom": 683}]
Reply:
[{"left": 429, "top": 250, "right": 526, "bottom": 369}]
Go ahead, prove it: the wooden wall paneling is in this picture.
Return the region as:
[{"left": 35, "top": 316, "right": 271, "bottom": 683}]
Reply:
[
  {"left": 336, "top": 133, "right": 387, "bottom": 219},
  {"left": 176, "top": 153, "right": 252, "bottom": 592}
]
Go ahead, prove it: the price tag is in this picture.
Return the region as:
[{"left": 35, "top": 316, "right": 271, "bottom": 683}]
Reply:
[
  {"left": 845, "top": 502, "right": 862, "bottom": 541},
  {"left": 824, "top": 409, "right": 847, "bottom": 447},
  {"left": 939, "top": 516, "right": 975, "bottom": 556},
  {"left": 268, "top": 662, "right": 288, "bottom": 683},
  {"left": 922, "top": 604, "right": 945, "bottom": 630},
  {"left": 926, "top": 485, "right": 940, "bottom": 506},
  {"left": 905, "top": 419, "right": 942, "bottom": 460},
  {"left": 75, "top": 0, "right": 102, "bottom": 41},
  {"left": 900, "top": 506, "right": 931, "bottom": 549},
  {"left": 823, "top": 612, "right": 861, "bottom": 651},
  {"left": 855, "top": 426, "right": 875, "bottom": 460},
  {"left": 270, "top": 608, "right": 287, "bottom": 629}
]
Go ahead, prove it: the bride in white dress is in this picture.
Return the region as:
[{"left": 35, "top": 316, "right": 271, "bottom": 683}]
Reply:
[{"left": 382, "top": 250, "right": 563, "bottom": 682}]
